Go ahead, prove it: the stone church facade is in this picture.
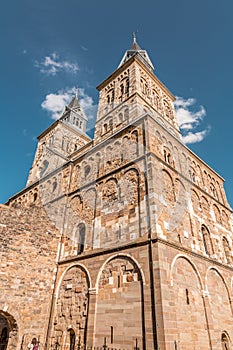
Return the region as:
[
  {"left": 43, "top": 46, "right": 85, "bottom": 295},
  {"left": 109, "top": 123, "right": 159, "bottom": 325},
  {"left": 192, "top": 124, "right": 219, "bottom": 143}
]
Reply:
[{"left": 0, "top": 37, "right": 233, "bottom": 350}]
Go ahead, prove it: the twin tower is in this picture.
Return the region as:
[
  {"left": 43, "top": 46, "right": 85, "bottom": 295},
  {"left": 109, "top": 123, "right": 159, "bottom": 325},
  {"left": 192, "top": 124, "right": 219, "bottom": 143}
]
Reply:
[{"left": 1, "top": 37, "right": 233, "bottom": 350}]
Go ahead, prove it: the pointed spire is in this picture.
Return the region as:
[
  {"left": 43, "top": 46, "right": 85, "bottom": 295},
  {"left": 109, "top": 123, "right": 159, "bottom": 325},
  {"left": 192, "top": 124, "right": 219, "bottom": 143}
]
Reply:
[
  {"left": 59, "top": 91, "right": 88, "bottom": 134},
  {"left": 130, "top": 32, "right": 141, "bottom": 51},
  {"left": 68, "top": 91, "right": 81, "bottom": 110},
  {"left": 118, "top": 34, "right": 154, "bottom": 71}
]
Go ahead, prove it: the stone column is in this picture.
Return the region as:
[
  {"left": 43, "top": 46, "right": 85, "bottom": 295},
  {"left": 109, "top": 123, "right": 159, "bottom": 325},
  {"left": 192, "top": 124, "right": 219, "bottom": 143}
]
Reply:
[{"left": 86, "top": 287, "right": 97, "bottom": 347}]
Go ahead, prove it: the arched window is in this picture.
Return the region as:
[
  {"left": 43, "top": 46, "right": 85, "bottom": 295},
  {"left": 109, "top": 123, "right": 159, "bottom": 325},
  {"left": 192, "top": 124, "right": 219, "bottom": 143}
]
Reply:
[
  {"left": 125, "top": 78, "right": 129, "bottom": 94},
  {"left": 40, "top": 160, "right": 49, "bottom": 177},
  {"left": 163, "top": 99, "right": 171, "bottom": 118},
  {"left": 109, "top": 118, "right": 113, "bottom": 130},
  {"left": 201, "top": 196, "right": 209, "bottom": 215},
  {"left": 52, "top": 180, "right": 57, "bottom": 193},
  {"left": 162, "top": 170, "right": 175, "bottom": 205},
  {"left": 33, "top": 192, "right": 38, "bottom": 202},
  {"left": 118, "top": 113, "right": 123, "bottom": 123},
  {"left": 120, "top": 83, "right": 124, "bottom": 95},
  {"left": 213, "top": 204, "right": 221, "bottom": 224},
  {"left": 69, "top": 329, "right": 76, "bottom": 350},
  {"left": 189, "top": 167, "right": 196, "bottom": 182},
  {"left": 191, "top": 189, "right": 200, "bottom": 213},
  {"left": 223, "top": 237, "right": 232, "bottom": 264},
  {"left": 210, "top": 183, "right": 218, "bottom": 199},
  {"left": 77, "top": 223, "right": 86, "bottom": 255},
  {"left": 152, "top": 90, "right": 159, "bottom": 107},
  {"left": 124, "top": 108, "right": 129, "bottom": 121},
  {"left": 201, "top": 225, "right": 213, "bottom": 256},
  {"left": 221, "top": 332, "right": 230, "bottom": 350},
  {"left": 103, "top": 123, "right": 108, "bottom": 134},
  {"left": 164, "top": 147, "right": 173, "bottom": 165},
  {"left": 222, "top": 211, "right": 230, "bottom": 229},
  {"left": 84, "top": 165, "right": 91, "bottom": 177}
]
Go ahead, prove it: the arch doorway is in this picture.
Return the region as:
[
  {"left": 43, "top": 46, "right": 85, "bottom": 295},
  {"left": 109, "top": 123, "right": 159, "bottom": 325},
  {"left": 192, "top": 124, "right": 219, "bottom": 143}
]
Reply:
[
  {"left": 0, "top": 312, "right": 18, "bottom": 350},
  {"left": 0, "top": 316, "right": 9, "bottom": 350}
]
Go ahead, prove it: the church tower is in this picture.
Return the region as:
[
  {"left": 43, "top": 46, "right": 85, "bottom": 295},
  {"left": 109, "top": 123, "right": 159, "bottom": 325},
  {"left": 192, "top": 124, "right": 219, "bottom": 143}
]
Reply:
[
  {"left": 1, "top": 36, "right": 233, "bottom": 350},
  {"left": 27, "top": 92, "right": 91, "bottom": 185},
  {"left": 94, "top": 34, "right": 180, "bottom": 144}
]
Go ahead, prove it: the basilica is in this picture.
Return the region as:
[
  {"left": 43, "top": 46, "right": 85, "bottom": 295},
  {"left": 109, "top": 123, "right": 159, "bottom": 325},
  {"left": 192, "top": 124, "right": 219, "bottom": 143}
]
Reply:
[{"left": 0, "top": 36, "right": 233, "bottom": 350}]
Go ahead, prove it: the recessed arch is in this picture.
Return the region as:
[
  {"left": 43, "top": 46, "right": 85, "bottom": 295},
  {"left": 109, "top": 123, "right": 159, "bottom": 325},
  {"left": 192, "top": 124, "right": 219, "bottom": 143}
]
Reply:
[
  {"left": 54, "top": 263, "right": 92, "bottom": 298},
  {"left": 95, "top": 253, "right": 146, "bottom": 290},
  {"left": 94, "top": 254, "right": 146, "bottom": 349},
  {"left": 51, "top": 264, "right": 90, "bottom": 350},
  {"left": 170, "top": 254, "right": 210, "bottom": 348},
  {"left": 205, "top": 266, "right": 231, "bottom": 301},
  {"left": 170, "top": 254, "right": 204, "bottom": 289}
]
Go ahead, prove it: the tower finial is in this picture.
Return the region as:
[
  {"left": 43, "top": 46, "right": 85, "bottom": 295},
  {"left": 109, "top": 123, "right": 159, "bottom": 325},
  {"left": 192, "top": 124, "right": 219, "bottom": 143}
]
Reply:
[
  {"left": 75, "top": 87, "right": 78, "bottom": 99},
  {"left": 133, "top": 32, "right": 137, "bottom": 43}
]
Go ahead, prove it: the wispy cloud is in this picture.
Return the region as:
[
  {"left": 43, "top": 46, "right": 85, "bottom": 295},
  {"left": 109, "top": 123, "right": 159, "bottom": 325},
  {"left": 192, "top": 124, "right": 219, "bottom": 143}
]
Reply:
[
  {"left": 36, "top": 53, "right": 79, "bottom": 76},
  {"left": 81, "top": 45, "right": 88, "bottom": 51},
  {"left": 174, "top": 96, "right": 210, "bottom": 144},
  {"left": 41, "top": 87, "right": 97, "bottom": 131}
]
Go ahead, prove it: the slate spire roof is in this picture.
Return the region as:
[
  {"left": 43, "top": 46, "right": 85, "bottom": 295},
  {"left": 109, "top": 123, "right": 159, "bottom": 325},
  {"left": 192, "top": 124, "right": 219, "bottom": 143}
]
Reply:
[
  {"left": 59, "top": 89, "right": 88, "bottom": 133},
  {"left": 118, "top": 33, "right": 154, "bottom": 71}
]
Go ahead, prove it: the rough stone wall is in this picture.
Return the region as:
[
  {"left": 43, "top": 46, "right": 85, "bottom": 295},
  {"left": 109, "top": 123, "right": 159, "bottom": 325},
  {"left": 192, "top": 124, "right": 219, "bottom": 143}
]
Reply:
[{"left": 0, "top": 203, "right": 61, "bottom": 350}]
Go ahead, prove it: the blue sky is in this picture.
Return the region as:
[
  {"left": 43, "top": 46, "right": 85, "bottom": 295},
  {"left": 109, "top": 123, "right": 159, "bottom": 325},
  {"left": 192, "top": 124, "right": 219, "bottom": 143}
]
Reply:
[{"left": 0, "top": 0, "right": 233, "bottom": 208}]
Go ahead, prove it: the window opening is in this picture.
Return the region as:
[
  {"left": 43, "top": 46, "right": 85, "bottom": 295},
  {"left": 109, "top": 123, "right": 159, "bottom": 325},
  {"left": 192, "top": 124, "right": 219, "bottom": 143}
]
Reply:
[
  {"left": 77, "top": 224, "right": 85, "bottom": 255},
  {"left": 33, "top": 192, "right": 38, "bottom": 202},
  {"left": 185, "top": 288, "right": 190, "bottom": 305},
  {"left": 221, "top": 333, "right": 230, "bottom": 350},
  {"left": 117, "top": 275, "right": 121, "bottom": 288},
  {"left": 103, "top": 123, "right": 108, "bottom": 133},
  {"left": 201, "top": 225, "right": 213, "bottom": 256},
  {"left": 110, "top": 326, "right": 114, "bottom": 344},
  {"left": 84, "top": 165, "right": 91, "bottom": 177},
  {"left": 69, "top": 329, "right": 75, "bottom": 350}
]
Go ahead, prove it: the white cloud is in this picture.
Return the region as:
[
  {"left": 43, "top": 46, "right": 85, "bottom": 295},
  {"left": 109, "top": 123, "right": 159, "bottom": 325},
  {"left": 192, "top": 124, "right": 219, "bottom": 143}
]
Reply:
[
  {"left": 174, "top": 96, "right": 209, "bottom": 144},
  {"left": 41, "top": 87, "right": 97, "bottom": 131},
  {"left": 36, "top": 53, "right": 79, "bottom": 76},
  {"left": 182, "top": 130, "right": 209, "bottom": 144},
  {"left": 41, "top": 91, "right": 71, "bottom": 119}
]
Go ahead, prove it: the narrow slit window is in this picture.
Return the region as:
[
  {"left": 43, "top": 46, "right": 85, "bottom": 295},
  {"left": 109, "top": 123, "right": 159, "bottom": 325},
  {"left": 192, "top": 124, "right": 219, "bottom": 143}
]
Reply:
[{"left": 185, "top": 288, "right": 190, "bottom": 305}]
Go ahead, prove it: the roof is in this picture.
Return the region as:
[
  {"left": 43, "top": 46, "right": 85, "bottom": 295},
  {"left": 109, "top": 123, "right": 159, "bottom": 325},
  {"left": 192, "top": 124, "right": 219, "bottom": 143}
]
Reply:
[{"left": 118, "top": 34, "right": 154, "bottom": 71}]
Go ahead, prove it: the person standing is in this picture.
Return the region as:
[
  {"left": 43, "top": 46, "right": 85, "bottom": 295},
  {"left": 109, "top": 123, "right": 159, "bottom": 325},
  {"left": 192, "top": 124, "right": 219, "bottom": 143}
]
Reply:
[{"left": 27, "top": 338, "right": 39, "bottom": 350}]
